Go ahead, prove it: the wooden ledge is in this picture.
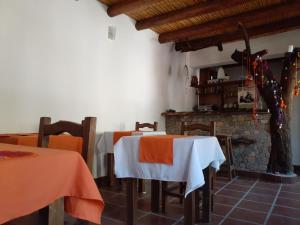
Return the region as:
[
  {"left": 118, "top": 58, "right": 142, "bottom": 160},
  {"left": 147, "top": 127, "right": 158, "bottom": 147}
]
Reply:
[{"left": 161, "top": 111, "right": 270, "bottom": 117}]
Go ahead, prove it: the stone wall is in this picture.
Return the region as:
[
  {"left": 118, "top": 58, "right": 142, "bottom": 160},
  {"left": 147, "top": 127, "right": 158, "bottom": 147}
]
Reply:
[{"left": 164, "top": 112, "right": 271, "bottom": 172}]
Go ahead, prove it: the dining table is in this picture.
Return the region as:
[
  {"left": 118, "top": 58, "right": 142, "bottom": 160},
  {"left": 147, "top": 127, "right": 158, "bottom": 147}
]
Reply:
[
  {"left": 92, "top": 130, "right": 166, "bottom": 183},
  {"left": 114, "top": 135, "right": 225, "bottom": 225},
  {"left": 0, "top": 143, "right": 104, "bottom": 225}
]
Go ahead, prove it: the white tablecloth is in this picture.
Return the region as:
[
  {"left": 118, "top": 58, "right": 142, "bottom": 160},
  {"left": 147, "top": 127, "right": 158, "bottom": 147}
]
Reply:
[
  {"left": 114, "top": 136, "right": 225, "bottom": 197},
  {"left": 92, "top": 131, "right": 166, "bottom": 178}
]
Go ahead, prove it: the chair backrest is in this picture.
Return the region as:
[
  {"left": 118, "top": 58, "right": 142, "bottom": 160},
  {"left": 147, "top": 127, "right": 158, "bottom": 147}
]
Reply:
[
  {"left": 37, "top": 117, "right": 97, "bottom": 172},
  {"left": 180, "top": 121, "right": 216, "bottom": 136},
  {"left": 135, "top": 121, "right": 158, "bottom": 131}
]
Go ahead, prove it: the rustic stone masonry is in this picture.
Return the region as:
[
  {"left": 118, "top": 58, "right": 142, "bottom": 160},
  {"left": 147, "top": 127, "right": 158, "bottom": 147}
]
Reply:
[{"left": 163, "top": 112, "right": 271, "bottom": 172}]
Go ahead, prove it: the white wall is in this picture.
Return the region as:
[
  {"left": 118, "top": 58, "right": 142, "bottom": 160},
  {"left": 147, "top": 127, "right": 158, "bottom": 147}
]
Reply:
[
  {"left": 188, "top": 29, "right": 300, "bottom": 165},
  {"left": 190, "top": 29, "right": 300, "bottom": 68},
  {"left": 0, "top": 0, "right": 172, "bottom": 132},
  {"left": 167, "top": 51, "right": 197, "bottom": 112}
]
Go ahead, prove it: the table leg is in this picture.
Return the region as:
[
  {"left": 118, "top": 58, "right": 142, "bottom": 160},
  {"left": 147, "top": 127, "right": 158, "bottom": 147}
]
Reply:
[
  {"left": 184, "top": 191, "right": 195, "bottom": 225},
  {"left": 107, "top": 153, "right": 117, "bottom": 187},
  {"left": 151, "top": 180, "right": 160, "bottom": 213},
  {"left": 126, "top": 178, "right": 137, "bottom": 225},
  {"left": 38, "top": 198, "right": 64, "bottom": 225},
  {"left": 202, "top": 166, "right": 212, "bottom": 223}
]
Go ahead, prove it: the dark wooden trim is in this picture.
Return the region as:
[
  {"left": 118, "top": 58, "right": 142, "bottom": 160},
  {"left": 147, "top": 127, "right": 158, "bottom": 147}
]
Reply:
[
  {"left": 135, "top": 0, "right": 246, "bottom": 30},
  {"left": 175, "top": 16, "right": 300, "bottom": 52},
  {"left": 159, "top": 0, "right": 299, "bottom": 43},
  {"left": 107, "top": 0, "right": 164, "bottom": 17}
]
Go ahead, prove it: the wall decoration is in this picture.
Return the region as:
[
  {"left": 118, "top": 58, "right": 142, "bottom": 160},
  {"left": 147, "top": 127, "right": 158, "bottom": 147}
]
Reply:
[{"left": 238, "top": 87, "right": 255, "bottom": 108}]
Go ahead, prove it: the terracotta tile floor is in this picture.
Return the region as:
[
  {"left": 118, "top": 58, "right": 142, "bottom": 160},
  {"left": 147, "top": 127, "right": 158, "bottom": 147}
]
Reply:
[{"left": 4, "top": 176, "right": 300, "bottom": 225}]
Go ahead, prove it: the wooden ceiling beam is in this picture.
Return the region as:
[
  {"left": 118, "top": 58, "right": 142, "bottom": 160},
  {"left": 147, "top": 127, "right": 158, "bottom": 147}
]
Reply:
[
  {"left": 175, "top": 16, "right": 300, "bottom": 52},
  {"left": 107, "top": 0, "right": 164, "bottom": 17},
  {"left": 159, "top": 0, "right": 299, "bottom": 43},
  {"left": 136, "top": 0, "right": 248, "bottom": 31}
]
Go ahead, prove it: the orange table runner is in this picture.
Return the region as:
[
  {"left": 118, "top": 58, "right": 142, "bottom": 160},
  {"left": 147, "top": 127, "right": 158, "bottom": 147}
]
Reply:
[
  {"left": 113, "top": 131, "right": 133, "bottom": 145},
  {"left": 48, "top": 135, "right": 83, "bottom": 154},
  {"left": 17, "top": 135, "right": 38, "bottom": 147},
  {"left": 139, "top": 135, "right": 185, "bottom": 165},
  {"left": 0, "top": 143, "right": 104, "bottom": 224},
  {"left": 0, "top": 134, "right": 83, "bottom": 154}
]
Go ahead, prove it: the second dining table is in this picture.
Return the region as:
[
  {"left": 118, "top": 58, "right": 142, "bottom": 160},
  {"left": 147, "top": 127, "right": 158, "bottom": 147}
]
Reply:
[{"left": 114, "top": 135, "right": 225, "bottom": 225}]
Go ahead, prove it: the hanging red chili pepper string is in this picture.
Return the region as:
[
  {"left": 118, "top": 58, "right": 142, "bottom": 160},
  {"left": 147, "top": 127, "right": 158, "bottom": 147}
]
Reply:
[{"left": 294, "top": 55, "right": 299, "bottom": 96}]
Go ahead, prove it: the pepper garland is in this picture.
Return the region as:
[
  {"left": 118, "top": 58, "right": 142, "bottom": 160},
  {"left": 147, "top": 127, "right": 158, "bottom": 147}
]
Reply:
[
  {"left": 294, "top": 55, "right": 299, "bottom": 96},
  {"left": 250, "top": 56, "right": 286, "bottom": 128}
]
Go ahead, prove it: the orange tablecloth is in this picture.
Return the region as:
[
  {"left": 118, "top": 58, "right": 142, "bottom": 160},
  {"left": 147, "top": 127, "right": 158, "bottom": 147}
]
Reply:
[
  {"left": 0, "top": 143, "right": 104, "bottom": 224},
  {"left": 139, "top": 135, "right": 185, "bottom": 165}
]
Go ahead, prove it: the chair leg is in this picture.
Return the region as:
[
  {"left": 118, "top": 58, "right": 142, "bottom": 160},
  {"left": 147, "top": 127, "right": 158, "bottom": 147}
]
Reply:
[
  {"left": 211, "top": 170, "right": 215, "bottom": 212},
  {"left": 195, "top": 189, "right": 201, "bottom": 222},
  {"left": 225, "top": 140, "right": 232, "bottom": 181},
  {"left": 229, "top": 138, "right": 236, "bottom": 178},
  {"left": 138, "top": 179, "right": 145, "bottom": 194},
  {"left": 179, "top": 182, "right": 185, "bottom": 204}
]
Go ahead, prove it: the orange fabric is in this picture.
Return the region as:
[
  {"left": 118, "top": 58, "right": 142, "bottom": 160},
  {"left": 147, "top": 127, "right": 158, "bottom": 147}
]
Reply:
[
  {"left": 17, "top": 135, "right": 38, "bottom": 147},
  {"left": 48, "top": 135, "right": 83, "bottom": 154},
  {"left": 139, "top": 135, "right": 185, "bottom": 165},
  {"left": 113, "top": 131, "right": 133, "bottom": 145},
  {"left": 0, "top": 136, "right": 18, "bottom": 145},
  {"left": 12, "top": 134, "right": 83, "bottom": 154},
  {"left": 0, "top": 133, "right": 37, "bottom": 146},
  {"left": 0, "top": 143, "right": 104, "bottom": 224}
]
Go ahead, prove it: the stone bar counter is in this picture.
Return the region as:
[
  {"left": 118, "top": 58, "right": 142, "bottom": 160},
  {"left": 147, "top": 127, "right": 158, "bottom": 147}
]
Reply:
[{"left": 162, "top": 111, "right": 271, "bottom": 172}]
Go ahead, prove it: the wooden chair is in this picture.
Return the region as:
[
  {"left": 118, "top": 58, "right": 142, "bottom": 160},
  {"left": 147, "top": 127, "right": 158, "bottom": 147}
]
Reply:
[
  {"left": 161, "top": 121, "right": 216, "bottom": 218},
  {"left": 135, "top": 121, "right": 158, "bottom": 193},
  {"left": 37, "top": 116, "right": 96, "bottom": 225},
  {"left": 107, "top": 121, "right": 158, "bottom": 189},
  {"left": 135, "top": 121, "right": 158, "bottom": 131},
  {"left": 216, "top": 134, "right": 236, "bottom": 180},
  {"left": 38, "top": 117, "right": 97, "bottom": 172}
]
